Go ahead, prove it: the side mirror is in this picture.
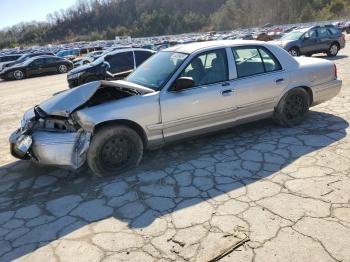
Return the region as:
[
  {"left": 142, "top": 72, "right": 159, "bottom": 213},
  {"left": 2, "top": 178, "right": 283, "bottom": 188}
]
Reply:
[
  {"left": 102, "top": 61, "right": 110, "bottom": 69},
  {"left": 172, "top": 77, "right": 195, "bottom": 92}
]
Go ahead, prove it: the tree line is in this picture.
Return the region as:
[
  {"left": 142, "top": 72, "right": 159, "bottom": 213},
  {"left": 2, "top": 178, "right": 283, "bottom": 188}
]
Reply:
[{"left": 0, "top": 0, "right": 349, "bottom": 49}]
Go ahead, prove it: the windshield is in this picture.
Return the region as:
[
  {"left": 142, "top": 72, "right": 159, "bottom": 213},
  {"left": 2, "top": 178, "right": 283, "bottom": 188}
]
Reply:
[
  {"left": 281, "top": 31, "right": 305, "bottom": 41},
  {"left": 91, "top": 54, "right": 108, "bottom": 65},
  {"left": 127, "top": 51, "right": 188, "bottom": 90}
]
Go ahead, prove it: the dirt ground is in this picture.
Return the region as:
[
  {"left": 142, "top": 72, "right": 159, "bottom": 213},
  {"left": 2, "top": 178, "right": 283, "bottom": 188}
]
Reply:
[{"left": 0, "top": 40, "right": 349, "bottom": 262}]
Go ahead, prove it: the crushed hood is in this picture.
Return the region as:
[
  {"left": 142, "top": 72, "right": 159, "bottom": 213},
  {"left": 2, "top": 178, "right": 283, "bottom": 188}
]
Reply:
[{"left": 39, "top": 80, "right": 155, "bottom": 117}]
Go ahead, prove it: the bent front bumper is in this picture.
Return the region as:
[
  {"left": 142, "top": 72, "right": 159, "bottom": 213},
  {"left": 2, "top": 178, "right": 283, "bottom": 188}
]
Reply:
[{"left": 10, "top": 129, "right": 91, "bottom": 170}]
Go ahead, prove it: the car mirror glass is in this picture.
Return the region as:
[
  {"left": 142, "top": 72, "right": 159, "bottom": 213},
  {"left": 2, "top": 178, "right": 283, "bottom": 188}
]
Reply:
[{"left": 172, "top": 77, "right": 195, "bottom": 92}]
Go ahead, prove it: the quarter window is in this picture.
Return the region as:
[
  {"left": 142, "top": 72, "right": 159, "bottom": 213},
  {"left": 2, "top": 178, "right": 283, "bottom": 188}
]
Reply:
[
  {"left": 232, "top": 46, "right": 281, "bottom": 78},
  {"left": 180, "top": 49, "right": 228, "bottom": 87}
]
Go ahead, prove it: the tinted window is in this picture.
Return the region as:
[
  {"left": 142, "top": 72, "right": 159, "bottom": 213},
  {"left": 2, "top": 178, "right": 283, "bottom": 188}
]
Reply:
[
  {"left": 46, "top": 57, "right": 61, "bottom": 63},
  {"left": 232, "top": 47, "right": 265, "bottom": 78},
  {"left": 328, "top": 27, "right": 340, "bottom": 35},
  {"left": 258, "top": 47, "right": 282, "bottom": 72},
  {"left": 135, "top": 51, "right": 153, "bottom": 66},
  {"left": 232, "top": 46, "right": 281, "bottom": 78},
  {"left": 317, "top": 28, "right": 330, "bottom": 38},
  {"left": 31, "top": 58, "right": 46, "bottom": 66},
  {"left": 107, "top": 51, "right": 134, "bottom": 74},
  {"left": 304, "top": 30, "right": 317, "bottom": 39},
  {"left": 180, "top": 49, "right": 228, "bottom": 87}
]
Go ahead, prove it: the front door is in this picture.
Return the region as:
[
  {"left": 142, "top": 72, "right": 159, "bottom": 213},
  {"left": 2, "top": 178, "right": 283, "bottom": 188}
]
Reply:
[{"left": 160, "top": 48, "right": 236, "bottom": 142}]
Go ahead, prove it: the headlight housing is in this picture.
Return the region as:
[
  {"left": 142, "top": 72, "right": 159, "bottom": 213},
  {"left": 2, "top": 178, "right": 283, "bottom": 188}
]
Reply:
[{"left": 67, "top": 71, "right": 84, "bottom": 80}]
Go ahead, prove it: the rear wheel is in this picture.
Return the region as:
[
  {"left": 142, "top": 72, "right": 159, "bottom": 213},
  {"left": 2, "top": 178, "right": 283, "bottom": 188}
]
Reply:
[
  {"left": 288, "top": 47, "right": 300, "bottom": 57},
  {"left": 13, "top": 70, "right": 24, "bottom": 80},
  {"left": 327, "top": 43, "right": 339, "bottom": 57},
  {"left": 274, "top": 88, "right": 310, "bottom": 127},
  {"left": 87, "top": 125, "right": 143, "bottom": 177},
  {"left": 58, "top": 64, "right": 68, "bottom": 73}
]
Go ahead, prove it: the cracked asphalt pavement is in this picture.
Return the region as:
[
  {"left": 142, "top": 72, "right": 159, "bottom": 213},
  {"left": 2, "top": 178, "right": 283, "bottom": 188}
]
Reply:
[{"left": 0, "top": 40, "right": 350, "bottom": 261}]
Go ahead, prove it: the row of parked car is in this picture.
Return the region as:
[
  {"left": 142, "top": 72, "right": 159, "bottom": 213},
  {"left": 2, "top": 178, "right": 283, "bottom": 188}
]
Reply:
[{"left": 0, "top": 24, "right": 346, "bottom": 85}]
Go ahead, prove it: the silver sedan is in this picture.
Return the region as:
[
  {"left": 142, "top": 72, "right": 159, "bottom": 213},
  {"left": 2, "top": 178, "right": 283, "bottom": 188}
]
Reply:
[{"left": 10, "top": 40, "right": 342, "bottom": 176}]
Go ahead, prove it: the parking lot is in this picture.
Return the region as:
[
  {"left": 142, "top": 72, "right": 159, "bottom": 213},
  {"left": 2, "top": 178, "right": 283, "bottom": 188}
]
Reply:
[{"left": 0, "top": 41, "right": 350, "bottom": 261}]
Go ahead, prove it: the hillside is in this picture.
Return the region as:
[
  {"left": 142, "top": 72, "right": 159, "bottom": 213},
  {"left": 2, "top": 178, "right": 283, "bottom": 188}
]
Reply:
[{"left": 0, "top": 0, "right": 349, "bottom": 49}]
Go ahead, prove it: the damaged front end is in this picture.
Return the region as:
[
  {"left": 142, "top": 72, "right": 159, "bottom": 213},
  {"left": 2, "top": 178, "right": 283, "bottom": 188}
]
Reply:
[
  {"left": 9, "top": 80, "right": 152, "bottom": 170},
  {"left": 10, "top": 106, "right": 92, "bottom": 170}
]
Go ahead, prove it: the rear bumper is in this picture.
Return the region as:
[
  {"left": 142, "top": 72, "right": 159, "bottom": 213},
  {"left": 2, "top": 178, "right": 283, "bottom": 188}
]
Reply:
[
  {"left": 312, "top": 79, "right": 342, "bottom": 106},
  {"left": 10, "top": 129, "right": 91, "bottom": 170}
]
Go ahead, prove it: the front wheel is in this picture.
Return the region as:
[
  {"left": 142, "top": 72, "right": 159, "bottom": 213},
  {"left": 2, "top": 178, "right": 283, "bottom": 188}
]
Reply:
[
  {"left": 13, "top": 70, "right": 25, "bottom": 80},
  {"left": 87, "top": 125, "right": 143, "bottom": 177},
  {"left": 273, "top": 88, "right": 310, "bottom": 127},
  {"left": 288, "top": 47, "right": 300, "bottom": 57},
  {"left": 58, "top": 64, "right": 68, "bottom": 73}
]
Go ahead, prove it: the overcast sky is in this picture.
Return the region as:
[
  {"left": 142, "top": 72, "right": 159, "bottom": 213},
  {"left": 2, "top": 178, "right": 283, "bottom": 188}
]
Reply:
[{"left": 0, "top": 0, "right": 78, "bottom": 30}]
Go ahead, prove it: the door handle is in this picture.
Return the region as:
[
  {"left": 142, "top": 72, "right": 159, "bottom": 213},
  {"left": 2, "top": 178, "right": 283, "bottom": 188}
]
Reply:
[
  {"left": 275, "top": 78, "right": 285, "bottom": 84},
  {"left": 221, "top": 89, "right": 234, "bottom": 96}
]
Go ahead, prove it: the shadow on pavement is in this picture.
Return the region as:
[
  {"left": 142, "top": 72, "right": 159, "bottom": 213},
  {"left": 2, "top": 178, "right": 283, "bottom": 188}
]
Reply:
[{"left": 0, "top": 111, "right": 348, "bottom": 261}]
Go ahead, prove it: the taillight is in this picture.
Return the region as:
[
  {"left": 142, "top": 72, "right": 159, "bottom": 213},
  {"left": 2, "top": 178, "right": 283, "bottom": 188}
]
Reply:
[{"left": 334, "top": 63, "right": 337, "bottom": 80}]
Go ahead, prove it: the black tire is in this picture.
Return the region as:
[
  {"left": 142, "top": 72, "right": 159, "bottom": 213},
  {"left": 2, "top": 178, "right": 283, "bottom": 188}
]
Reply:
[
  {"left": 305, "top": 53, "right": 312, "bottom": 57},
  {"left": 13, "top": 70, "right": 25, "bottom": 80},
  {"left": 57, "top": 64, "right": 68, "bottom": 73},
  {"left": 87, "top": 125, "right": 143, "bottom": 177},
  {"left": 288, "top": 47, "right": 300, "bottom": 57},
  {"left": 273, "top": 88, "right": 310, "bottom": 127},
  {"left": 327, "top": 43, "right": 339, "bottom": 57}
]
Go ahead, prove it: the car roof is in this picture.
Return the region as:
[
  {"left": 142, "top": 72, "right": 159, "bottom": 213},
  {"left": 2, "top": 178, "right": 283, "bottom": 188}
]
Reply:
[
  {"left": 107, "top": 48, "right": 155, "bottom": 56},
  {"left": 163, "top": 40, "right": 273, "bottom": 54},
  {"left": 30, "top": 55, "right": 60, "bottom": 60}
]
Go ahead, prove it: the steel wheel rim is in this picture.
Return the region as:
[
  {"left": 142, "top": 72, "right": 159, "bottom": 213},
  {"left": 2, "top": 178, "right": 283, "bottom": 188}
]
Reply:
[
  {"left": 330, "top": 45, "right": 338, "bottom": 55},
  {"left": 100, "top": 135, "right": 132, "bottom": 169},
  {"left": 284, "top": 94, "right": 305, "bottom": 120},
  {"left": 59, "top": 65, "right": 67, "bottom": 73},
  {"left": 289, "top": 49, "right": 297, "bottom": 56},
  {"left": 14, "top": 70, "right": 23, "bottom": 80}
]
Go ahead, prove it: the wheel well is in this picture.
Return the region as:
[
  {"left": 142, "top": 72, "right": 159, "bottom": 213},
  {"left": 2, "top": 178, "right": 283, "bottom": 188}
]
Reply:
[
  {"left": 331, "top": 41, "right": 340, "bottom": 48},
  {"left": 292, "top": 86, "right": 313, "bottom": 105},
  {"left": 93, "top": 120, "right": 148, "bottom": 147}
]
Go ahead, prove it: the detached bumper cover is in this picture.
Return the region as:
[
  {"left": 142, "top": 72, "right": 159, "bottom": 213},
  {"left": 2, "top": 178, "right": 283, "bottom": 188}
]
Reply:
[{"left": 10, "top": 129, "right": 91, "bottom": 170}]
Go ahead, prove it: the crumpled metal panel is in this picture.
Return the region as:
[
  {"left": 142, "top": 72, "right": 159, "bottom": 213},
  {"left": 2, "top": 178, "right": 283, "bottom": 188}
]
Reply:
[{"left": 31, "top": 130, "right": 91, "bottom": 169}]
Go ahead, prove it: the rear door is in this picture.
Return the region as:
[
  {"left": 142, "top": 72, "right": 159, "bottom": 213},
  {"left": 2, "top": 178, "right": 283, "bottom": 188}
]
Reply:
[
  {"left": 316, "top": 28, "right": 332, "bottom": 51},
  {"left": 27, "top": 58, "right": 45, "bottom": 76},
  {"left": 230, "top": 46, "right": 289, "bottom": 117}
]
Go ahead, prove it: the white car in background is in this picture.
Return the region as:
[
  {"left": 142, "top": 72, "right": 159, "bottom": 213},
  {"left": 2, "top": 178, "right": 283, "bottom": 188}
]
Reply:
[{"left": 10, "top": 40, "right": 341, "bottom": 176}]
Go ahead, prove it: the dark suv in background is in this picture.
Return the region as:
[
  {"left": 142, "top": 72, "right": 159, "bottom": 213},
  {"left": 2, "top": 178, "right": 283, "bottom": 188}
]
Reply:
[
  {"left": 275, "top": 25, "right": 345, "bottom": 57},
  {"left": 67, "top": 48, "right": 155, "bottom": 88}
]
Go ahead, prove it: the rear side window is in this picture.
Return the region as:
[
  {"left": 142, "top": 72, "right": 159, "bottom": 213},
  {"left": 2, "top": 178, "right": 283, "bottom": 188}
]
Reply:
[
  {"left": 317, "top": 28, "right": 330, "bottom": 38},
  {"left": 107, "top": 51, "right": 134, "bottom": 74},
  {"left": 327, "top": 27, "right": 340, "bottom": 35},
  {"left": 135, "top": 51, "right": 153, "bottom": 66},
  {"left": 232, "top": 46, "right": 282, "bottom": 78}
]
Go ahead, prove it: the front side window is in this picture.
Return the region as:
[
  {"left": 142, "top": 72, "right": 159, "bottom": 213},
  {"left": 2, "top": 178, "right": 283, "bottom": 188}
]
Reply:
[
  {"left": 180, "top": 49, "right": 228, "bottom": 87},
  {"left": 232, "top": 46, "right": 282, "bottom": 78},
  {"left": 107, "top": 51, "right": 134, "bottom": 74},
  {"left": 127, "top": 51, "right": 188, "bottom": 90},
  {"left": 304, "top": 30, "right": 317, "bottom": 39}
]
